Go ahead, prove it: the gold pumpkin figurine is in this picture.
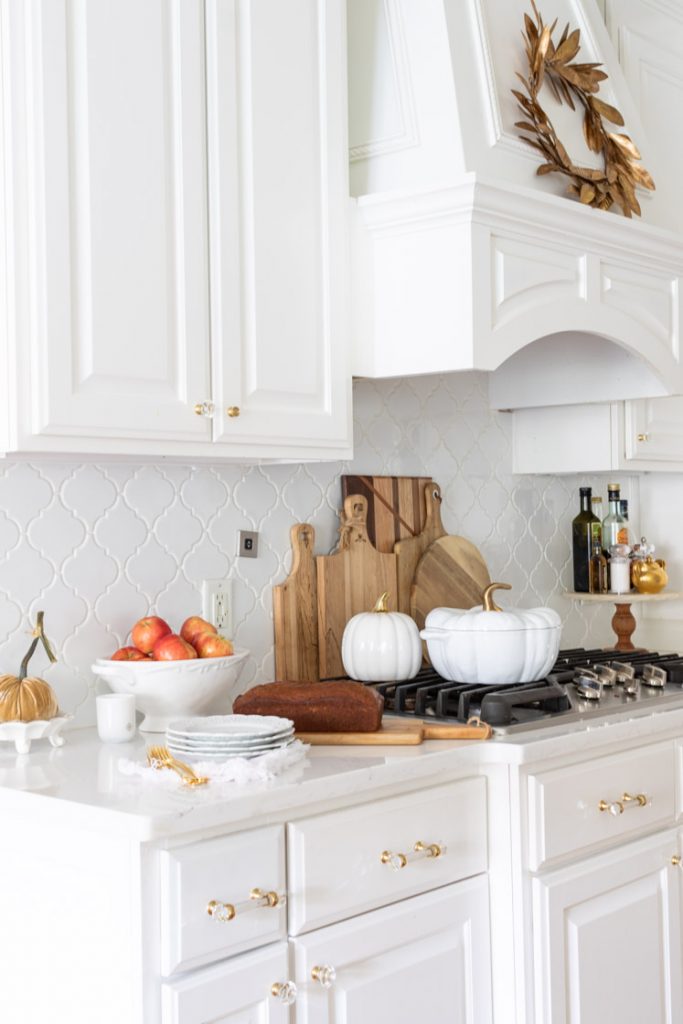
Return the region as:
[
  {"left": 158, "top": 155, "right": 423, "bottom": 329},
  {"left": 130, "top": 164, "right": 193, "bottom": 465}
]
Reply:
[
  {"left": 632, "top": 555, "right": 669, "bottom": 595},
  {"left": 0, "top": 611, "right": 59, "bottom": 722}
]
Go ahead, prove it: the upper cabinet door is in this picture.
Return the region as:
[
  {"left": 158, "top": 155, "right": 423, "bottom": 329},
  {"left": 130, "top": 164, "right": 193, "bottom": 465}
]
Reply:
[
  {"left": 5, "top": 0, "right": 211, "bottom": 446},
  {"left": 206, "top": 0, "right": 351, "bottom": 454}
]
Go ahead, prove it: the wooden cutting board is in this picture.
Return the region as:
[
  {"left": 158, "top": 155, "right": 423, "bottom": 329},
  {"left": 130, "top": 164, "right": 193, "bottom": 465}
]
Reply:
[
  {"left": 317, "top": 494, "right": 398, "bottom": 680},
  {"left": 394, "top": 482, "right": 446, "bottom": 613},
  {"left": 411, "top": 535, "right": 491, "bottom": 630},
  {"left": 273, "top": 524, "right": 319, "bottom": 681},
  {"left": 341, "top": 475, "right": 431, "bottom": 553},
  {"left": 297, "top": 717, "right": 493, "bottom": 745}
]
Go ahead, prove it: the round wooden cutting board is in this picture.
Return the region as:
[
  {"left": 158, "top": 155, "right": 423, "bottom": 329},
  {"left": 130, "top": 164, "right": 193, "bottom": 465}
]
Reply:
[{"left": 410, "top": 535, "right": 491, "bottom": 630}]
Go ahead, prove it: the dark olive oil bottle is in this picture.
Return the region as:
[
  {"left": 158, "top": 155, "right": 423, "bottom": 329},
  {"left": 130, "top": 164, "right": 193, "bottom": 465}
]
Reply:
[{"left": 572, "top": 487, "right": 600, "bottom": 593}]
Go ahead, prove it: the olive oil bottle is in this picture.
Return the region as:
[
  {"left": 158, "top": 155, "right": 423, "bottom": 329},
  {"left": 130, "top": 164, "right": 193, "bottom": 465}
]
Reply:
[{"left": 572, "top": 487, "right": 600, "bottom": 592}]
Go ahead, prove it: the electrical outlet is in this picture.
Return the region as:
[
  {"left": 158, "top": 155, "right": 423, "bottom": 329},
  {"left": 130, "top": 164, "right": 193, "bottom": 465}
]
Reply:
[
  {"left": 238, "top": 530, "right": 259, "bottom": 559},
  {"left": 202, "top": 579, "right": 233, "bottom": 636}
]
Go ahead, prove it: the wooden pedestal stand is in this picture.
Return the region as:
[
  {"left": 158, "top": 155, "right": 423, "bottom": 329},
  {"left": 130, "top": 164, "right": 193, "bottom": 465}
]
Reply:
[{"left": 564, "top": 591, "right": 683, "bottom": 652}]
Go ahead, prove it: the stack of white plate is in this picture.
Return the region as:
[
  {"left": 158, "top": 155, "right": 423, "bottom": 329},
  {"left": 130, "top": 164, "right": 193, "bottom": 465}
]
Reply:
[{"left": 166, "top": 714, "right": 295, "bottom": 760}]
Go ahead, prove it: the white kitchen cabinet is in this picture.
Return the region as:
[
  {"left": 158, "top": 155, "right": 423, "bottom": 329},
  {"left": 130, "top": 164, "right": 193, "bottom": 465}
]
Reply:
[
  {"left": 0, "top": 0, "right": 351, "bottom": 461},
  {"left": 161, "top": 941, "right": 294, "bottom": 1024},
  {"left": 512, "top": 397, "right": 683, "bottom": 473},
  {"left": 291, "top": 878, "right": 492, "bottom": 1024},
  {"left": 532, "top": 831, "right": 683, "bottom": 1024}
]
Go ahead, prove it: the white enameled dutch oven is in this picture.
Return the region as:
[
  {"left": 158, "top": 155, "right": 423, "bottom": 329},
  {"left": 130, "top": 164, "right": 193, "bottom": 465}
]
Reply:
[{"left": 419, "top": 582, "right": 562, "bottom": 684}]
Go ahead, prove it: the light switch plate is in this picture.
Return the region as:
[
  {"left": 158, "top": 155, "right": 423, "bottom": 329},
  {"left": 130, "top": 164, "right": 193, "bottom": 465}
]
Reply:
[{"left": 238, "top": 530, "right": 259, "bottom": 559}]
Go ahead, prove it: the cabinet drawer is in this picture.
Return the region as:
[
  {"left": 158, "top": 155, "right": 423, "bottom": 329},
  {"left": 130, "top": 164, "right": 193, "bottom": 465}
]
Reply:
[
  {"left": 287, "top": 778, "right": 487, "bottom": 934},
  {"left": 159, "top": 826, "right": 286, "bottom": 976},
  {"left": 527, "top": 741, "right": 675, "bottom": 870},
  {"left": 161, "top": 941, "right": 291, "bottom": 1024}
]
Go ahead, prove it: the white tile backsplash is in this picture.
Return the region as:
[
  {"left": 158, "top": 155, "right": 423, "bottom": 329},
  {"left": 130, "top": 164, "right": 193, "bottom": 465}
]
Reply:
[{"left": 0, "top": 372, "right": 612, "bottom": 725}]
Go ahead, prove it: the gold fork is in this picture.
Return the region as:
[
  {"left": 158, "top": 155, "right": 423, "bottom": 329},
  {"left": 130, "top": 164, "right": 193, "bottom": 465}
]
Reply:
[{"left": 147, "top": 745, "right": 209, "bottom": 787}]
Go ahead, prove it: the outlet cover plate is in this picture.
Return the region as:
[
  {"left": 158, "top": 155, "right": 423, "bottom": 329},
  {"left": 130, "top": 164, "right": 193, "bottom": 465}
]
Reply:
[{"left": 202, "top": 579, "right": 233, "bottom": 636}]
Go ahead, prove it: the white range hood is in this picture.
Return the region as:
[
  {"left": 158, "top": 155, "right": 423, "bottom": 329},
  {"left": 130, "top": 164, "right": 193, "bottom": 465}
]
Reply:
[{"left": 348, "top": 0, "right": 683, "bottom": 407}]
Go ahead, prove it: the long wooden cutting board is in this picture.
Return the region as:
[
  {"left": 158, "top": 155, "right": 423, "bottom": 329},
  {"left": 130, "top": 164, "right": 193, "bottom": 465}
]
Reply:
[
  {"left": 411, "top": 535, "right": 491, "bottom": 631},
  {"left": 317, "top": 494, "right": 398, "bottom": 680},
  {"left": 341, "top": 475, "right": 431, "bottom": 553},
  {"left": 394, "top": 482, "right": 446, "bottom": 613},
  {"left": 273, "top": 524, "right": 319, "bottom": 681},
  {"left": 297, "top": 718, "right": 493, "bottom": 745}
]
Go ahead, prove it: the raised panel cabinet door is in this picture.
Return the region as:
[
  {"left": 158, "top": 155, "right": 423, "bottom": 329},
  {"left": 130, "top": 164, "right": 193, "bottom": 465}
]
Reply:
[
  {"left": 604, "top": 0, "right": 683, "bottom": 236},
  {"left": 206, "top": 0, "right": 351, "bottom": 453},
  {"left": 624, "top": 397, "right": 683, "bottom": 465},
  {"left": 291, "top": 877, "right": 492, "bottom": 1024},
  {"left": 533, "top": 831, "right": 683, "bottom": 1024},
  {"left": 5, "top": 0, "right": 211, "bottom": 445},
  {"left": 161, "top": 942, "right": 294, "bottom": 1024}
]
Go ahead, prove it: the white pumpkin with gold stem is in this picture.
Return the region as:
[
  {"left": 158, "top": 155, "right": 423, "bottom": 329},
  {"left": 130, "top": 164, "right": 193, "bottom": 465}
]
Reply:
[{"left": 341, "top": 593, "right": 422, "bottom": 682}]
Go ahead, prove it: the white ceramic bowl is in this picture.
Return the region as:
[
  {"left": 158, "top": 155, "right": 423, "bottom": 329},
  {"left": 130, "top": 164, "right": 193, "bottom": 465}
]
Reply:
[{"left": 91, "top": 649, "right": 249, "bottom": 732}]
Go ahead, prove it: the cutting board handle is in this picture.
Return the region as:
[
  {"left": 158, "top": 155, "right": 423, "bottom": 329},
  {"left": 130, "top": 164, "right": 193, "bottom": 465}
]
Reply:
[
  {"left": 339, "top": 493, "right": 371, "bottom": 549},
  {"left": 424, "top": 482, "right": 444, "bottom": 535}
]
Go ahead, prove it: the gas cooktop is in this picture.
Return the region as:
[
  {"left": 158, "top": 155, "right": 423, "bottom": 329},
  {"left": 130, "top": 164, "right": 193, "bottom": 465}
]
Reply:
[{"left": 374, "top": 649, "right": 683, "bottom": 734}]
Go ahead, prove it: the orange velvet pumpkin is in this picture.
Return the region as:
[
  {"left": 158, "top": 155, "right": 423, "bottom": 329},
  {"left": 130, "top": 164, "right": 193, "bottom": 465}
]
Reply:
[{"left": 0, "top": 674, "right": 59, "bottom": 722}]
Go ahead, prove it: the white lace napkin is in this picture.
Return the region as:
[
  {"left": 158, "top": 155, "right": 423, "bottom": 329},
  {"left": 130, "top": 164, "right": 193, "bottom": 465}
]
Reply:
[{"left": 118, "top": 739, "right": 309, "bottom": 788}]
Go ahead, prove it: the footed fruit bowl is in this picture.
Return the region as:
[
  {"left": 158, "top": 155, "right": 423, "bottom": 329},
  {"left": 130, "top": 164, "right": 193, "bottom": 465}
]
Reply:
[{"left": 91, "top": 649, "right": 249, "bottom": 732}]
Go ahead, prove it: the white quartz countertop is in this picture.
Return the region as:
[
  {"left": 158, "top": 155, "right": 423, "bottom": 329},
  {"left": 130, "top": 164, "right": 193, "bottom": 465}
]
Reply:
[{"left": 2, "top": 707, "right": 683, "bottom": 841}]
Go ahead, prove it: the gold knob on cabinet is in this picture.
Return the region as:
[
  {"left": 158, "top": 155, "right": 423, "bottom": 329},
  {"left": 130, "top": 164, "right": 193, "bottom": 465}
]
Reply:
[
  {"left": 311, "top": 965, "right": 336, "bottom": 989},
  {"left": 414, "top": 840, "right": 444, "bottom": 859},
  {"left": 672, "top": 855, "right": 682, "bottom": 867},
  {"left": 194, "top": 401, "right": 215, "bottom": 417},
  {"left": 637, "top": 432, "right": 650, "bottom": 442},
  {"left": 226, "top": 406, "right": 241, "bottom": 418},
  {"left": 207, "top": 899, "right": 235, "bottom": 921},
  {"left": 381, "top": 850, "right": 408, "bottom": 870},
  {"left": 271, "top": 981, "right": 297, "bottom": 1005},
  {"left": 250, "top": 888, "right": 284, "bottom": 908}
]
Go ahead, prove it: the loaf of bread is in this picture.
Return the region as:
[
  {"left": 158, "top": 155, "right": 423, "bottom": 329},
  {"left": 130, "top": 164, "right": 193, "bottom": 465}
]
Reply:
[{"left": 233, "top": 681, "right": 383, "bottom": 733}]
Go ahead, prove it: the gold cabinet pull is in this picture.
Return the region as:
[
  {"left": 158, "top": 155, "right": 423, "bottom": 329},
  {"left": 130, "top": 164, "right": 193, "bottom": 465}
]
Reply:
[
  {"left": 226, "top": 406, "right": 241, "bottom": 418},
  {"left": 311, "top": 965, "right": 336, "bottom": 989},
  {"left": 207, "top": 889, "right": 286, "bottom": 921},
  {"left": 381, "top": 840, "right": 446, "bottom": 870},
  {"left": 194, "top": 401, "right": 215, "bottom": 417},
  {"left": 637, "top": 432, "right": 650, "bottom": 442},
  {"left": 271, "top": 981, "right": 297, "bottom": 1005},
  {"left": 598, "top": 792, "right": 648, "bottom": 816},
  {"left": 671, "top": 855, "right": 682, "bottom": 868}
]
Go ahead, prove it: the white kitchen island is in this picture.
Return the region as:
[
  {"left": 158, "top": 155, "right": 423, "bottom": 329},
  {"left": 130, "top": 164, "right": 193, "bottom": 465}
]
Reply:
[{"left": 2, "top": 711, "right": 683, "bottom": 1024}]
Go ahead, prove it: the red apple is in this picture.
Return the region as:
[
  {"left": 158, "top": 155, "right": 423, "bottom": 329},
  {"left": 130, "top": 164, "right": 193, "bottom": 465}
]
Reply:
[
  {"left": 131, "top": 616, "right": 172, "bottom": 654},
  {"left": 111, "top": 646, "right": 149, "bottom": 661},
  {"left": 180, "top": 616, "right": 217, "bottom": 646},
  {"left": 193, "top": 631, "right": 234, "bottom": 658},
  {"left": 153, "top": 634, "right": 198, "bottom": 661}
]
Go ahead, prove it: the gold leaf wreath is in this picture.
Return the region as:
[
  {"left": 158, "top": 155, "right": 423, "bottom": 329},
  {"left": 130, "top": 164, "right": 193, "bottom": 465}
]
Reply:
[{"left": 512, "top": 1, "right": 654, "bottom": 217}]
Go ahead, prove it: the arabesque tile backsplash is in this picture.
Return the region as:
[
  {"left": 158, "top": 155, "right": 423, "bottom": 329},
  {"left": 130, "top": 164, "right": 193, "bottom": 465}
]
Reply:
[{"left": 0, "top": 372, "right": 614, "bottom": 725}]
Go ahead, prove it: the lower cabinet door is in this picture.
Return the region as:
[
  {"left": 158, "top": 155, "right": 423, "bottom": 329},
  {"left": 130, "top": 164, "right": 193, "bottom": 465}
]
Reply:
[
  {"left": 290, "top": 876, "right": 492, "bottom": 1024},
  {"left": 532, "top": 832, "right": 683, "bottom": 1024},
  {"left": 161, "top": 942, "right": 294, "bottom": 1024}
]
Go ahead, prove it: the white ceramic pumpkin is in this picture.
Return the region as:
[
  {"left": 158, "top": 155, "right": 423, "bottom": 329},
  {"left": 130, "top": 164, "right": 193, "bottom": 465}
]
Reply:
[
  {"left": 342, "top": 593, "right": 422, "bottom": 682},
  {"left": 420, "top": 582, "right": 562, "bottom": 684}
]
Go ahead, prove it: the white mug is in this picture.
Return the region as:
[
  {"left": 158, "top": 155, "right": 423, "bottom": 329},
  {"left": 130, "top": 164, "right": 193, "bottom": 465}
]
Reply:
[{"left": 96, "top": 693, "right": 136, "bottom": 743}]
